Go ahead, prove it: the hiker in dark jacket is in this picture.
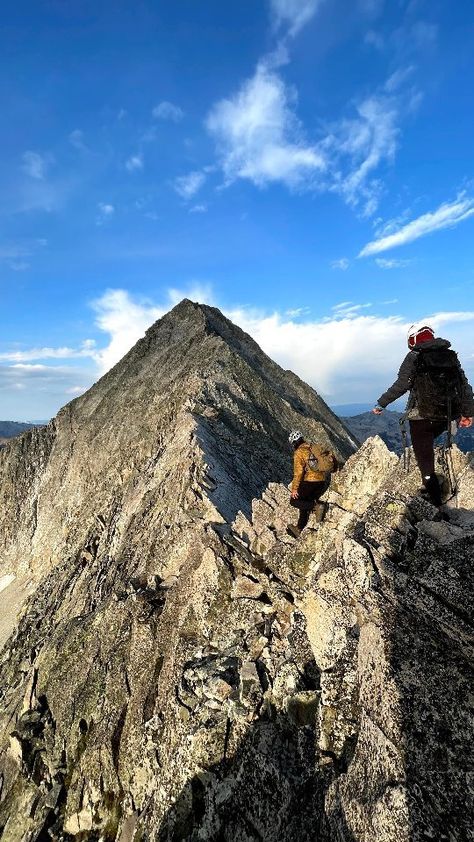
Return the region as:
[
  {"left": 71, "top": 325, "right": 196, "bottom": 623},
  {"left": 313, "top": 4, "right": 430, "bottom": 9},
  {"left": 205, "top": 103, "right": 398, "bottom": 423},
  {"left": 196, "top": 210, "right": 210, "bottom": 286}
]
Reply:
[
  {"left": 286, "top": 429, "right": 337, "bottom": 538},
  {"left": 373, "top": 324, "right": 473, "bottom": 505}
]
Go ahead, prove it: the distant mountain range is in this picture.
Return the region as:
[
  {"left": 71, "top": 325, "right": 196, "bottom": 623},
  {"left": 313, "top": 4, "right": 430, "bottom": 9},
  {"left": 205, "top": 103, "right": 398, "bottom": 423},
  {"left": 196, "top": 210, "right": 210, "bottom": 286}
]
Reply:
[
  {"left": 342, "top": 410, "right": 474, "bottom": 454},
  {"left": 0, "top": 421, "right": 45, "bottom": 447}
]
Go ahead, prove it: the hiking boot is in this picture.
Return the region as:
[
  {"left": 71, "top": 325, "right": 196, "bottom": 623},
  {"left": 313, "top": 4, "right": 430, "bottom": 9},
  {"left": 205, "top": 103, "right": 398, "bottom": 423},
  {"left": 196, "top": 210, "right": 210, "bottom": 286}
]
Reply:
[
  {"left": 286, "top": 524, "right": 302, "bottom": 539},
  {"left": 423, "top": 474, "right": 442, "bottom": 507}
]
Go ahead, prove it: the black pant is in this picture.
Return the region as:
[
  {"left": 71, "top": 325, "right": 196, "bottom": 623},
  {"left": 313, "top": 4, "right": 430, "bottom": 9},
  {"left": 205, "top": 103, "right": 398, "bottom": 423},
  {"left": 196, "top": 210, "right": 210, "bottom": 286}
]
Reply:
[
  {"left": 409, "top": 419, "right": 447, "bottom": 478},
  {"left": 290, "top": 480, "right": 327, "bottom": 529}
]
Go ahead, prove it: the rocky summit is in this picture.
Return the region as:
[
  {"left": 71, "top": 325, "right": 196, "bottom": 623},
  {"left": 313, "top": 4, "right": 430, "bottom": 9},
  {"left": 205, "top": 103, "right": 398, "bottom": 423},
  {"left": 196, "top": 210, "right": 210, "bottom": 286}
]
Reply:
[{"left": 0, "top": 299, "right": 472, "bottom": 841}]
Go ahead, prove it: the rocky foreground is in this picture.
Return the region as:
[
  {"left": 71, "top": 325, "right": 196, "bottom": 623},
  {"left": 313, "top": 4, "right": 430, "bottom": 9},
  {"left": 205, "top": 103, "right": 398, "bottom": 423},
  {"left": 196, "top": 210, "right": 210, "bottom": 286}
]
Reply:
[{"left": 0, "top": 301, "right": 472, "bottom": 841}]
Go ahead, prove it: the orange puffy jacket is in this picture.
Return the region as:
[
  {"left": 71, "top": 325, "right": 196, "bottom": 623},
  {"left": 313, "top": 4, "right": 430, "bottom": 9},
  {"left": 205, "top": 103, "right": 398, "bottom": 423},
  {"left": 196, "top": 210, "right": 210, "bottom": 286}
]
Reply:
[{"left": 291, "top": 442, "right": 337, "bottom": 492}]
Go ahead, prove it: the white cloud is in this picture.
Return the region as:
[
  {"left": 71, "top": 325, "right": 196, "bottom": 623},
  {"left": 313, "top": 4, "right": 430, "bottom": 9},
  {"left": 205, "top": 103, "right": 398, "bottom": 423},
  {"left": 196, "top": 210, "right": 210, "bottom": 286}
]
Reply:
[
  {"left": 359, "top": 194, "right": 474, "bottom": 256},
  {"left": 331, "top": 258, "right": 350, "bottom": 270},
  {"left": 385, "top": 65, "right": 415, "bottom": 93},
  {"left": 65, "top": 385, "right": 88, "bottom": 395},
  {"left": 88, "top": 287, "right": 472, "bottom": 401},
  {"left": 8, "top": 261, "right": 30, "bottom": 272},
  {"left": 174, "top": 171, "right": 206, "bottom": 200},
  {"left": 90, "top": 285, "right": 214, "bottom": 374},
  {"left": 0, "top": 340, "right": 96, "bottom": 363},
  {"left": 21, "top": 151, "right": 50, "bottom": 180},
  {"left": 331, "top": 301, "right": 373, "bottom": 318},
  {"left": 207, "top": 62, "right": 325, "bottom": 190},
  {"left": 206, "top": 59, "right": 413, "bottom": 213},
  {"left": 152, "top": 101, "right": 184, "bottom": 121},
  {"left": 285, "top": 307, "right": 310, "bottom": 318},
  {"left": 0, "top": 238, "right": 47, "bottom": 271},
  {"left": 269, "top": 0, "right": 323, "bottom": 36},
  {"left": 190, "top": 204, "right": 208, "bottom": 213},
  {"left": 96, "top": 202, "right": 115, "bottom": 225},
  {"left": 324, "top": 94, "right": 400, "bottom": 215},
  {"left": 125, "top": 154, "right": 144, "bottom": 172},
  {"left": 375, "top": 257, "right": 412, "bottom": 269},
  {"left": 365, "top": 30, "right": 384, "bottom": 50},
  {"left": 90, "top": 290, "right": 165, "bottom": 374},
  {"left": 409, "top": 21, "right": 438, "bottom": 49},
  {"left": 69, "top": 129, "right": 87, "bottom": 151},
  {"left": 0, "top": 362, "right": 94, "bottom": 420},
  {"left": 225, "top": 306, "right": 474, "bottom": 402},
  {"left": 5, "top": 287, "right": 474, "bottom": 421}
]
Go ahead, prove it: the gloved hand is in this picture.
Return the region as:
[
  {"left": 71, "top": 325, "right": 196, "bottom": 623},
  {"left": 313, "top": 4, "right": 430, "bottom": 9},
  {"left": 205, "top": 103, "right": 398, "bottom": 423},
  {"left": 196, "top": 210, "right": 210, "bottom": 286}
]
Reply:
[{"left": 459, "top": 416, "right": 473, "bottom": 428}]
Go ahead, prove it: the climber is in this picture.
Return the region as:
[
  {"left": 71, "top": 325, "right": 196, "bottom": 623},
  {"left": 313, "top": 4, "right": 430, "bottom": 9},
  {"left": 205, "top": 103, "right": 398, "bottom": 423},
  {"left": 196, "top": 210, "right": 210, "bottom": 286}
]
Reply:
[
  {"left": 286, "top": 430, "right": 338, "bottom": 539},
  {"left": 372, "top": 323, "right": 473, "bottom": 506}
]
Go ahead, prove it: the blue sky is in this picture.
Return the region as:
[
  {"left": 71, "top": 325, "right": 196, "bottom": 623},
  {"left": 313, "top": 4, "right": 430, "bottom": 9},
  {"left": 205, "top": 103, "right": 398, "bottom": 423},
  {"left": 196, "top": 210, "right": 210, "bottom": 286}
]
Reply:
[{"left": 1, "top": 0, "right": 473, "bottom": 420}]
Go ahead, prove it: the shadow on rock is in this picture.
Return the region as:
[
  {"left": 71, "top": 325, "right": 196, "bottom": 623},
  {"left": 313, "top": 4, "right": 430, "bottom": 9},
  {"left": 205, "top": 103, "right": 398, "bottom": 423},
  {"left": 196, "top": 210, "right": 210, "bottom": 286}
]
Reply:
[{"left": 154, "top": 703, "right": 357, "bottom": 842}]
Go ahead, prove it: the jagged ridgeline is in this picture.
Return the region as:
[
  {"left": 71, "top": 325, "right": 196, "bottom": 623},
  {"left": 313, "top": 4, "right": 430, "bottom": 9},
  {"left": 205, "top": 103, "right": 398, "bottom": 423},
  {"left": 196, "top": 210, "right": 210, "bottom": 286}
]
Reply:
[{"left": 0, "top": 299, "right": 473, "bottom": 841}]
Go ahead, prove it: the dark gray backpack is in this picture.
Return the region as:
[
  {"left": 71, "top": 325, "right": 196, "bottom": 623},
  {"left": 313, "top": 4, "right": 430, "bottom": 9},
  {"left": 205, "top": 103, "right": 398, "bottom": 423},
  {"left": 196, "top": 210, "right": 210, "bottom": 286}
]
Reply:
[{"left": 413, "top": 348, "right": 463, "bottom": 419}]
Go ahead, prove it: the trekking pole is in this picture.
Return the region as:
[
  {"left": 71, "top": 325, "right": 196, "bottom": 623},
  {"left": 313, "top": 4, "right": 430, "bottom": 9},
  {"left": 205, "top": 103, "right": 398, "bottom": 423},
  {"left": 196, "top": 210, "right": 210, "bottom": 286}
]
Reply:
[
  {"left": 399, "top": 415, "right": 410, "bottom": 473},
  {"left": 444, "top": 398, "right": 457, "bottom": 499}
]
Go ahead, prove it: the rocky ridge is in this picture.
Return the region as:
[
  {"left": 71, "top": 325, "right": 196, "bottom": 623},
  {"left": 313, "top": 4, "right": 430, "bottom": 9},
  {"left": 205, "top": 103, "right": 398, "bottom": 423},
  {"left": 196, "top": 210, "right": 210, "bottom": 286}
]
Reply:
[{"left": 0, "top": 301, "right": 472, "bottom": 841}]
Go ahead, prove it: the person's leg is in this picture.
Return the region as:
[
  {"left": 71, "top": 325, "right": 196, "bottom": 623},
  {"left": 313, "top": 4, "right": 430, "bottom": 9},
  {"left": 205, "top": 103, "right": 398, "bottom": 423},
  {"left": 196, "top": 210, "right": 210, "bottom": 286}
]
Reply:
[
  {"left": 298, "top": 481, "right": 326, "bottom": 529},
  {"left": 409, "top": 419, "right": 447, "bottom": 505},
  {"left": 297, "top": 508, "right": 310, "bottom": 530},
  {"left": 409, "top": 419, "right": 436, "bottom": 477}
]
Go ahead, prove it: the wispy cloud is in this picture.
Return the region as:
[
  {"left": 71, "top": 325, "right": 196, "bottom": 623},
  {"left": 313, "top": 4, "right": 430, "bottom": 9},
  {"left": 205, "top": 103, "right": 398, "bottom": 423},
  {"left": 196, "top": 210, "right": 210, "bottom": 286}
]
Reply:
[
  {"left": 365, "top": 30, "right": 384, "bottom": 50},
  {"left": 125, "top": 154, "right": 144, "bottom": 172},
  {"left": 174, "top": 171, "right": 206, "bottom": 200},
  {"left": 324, "top": 94, "right": 400, "bottom": 216},
  {"left": 152, "top": 101, "right": 184, "bottom": 121},
  {"left": 190, "top": 204, "right": 208, "bottom": 214},
  {"left": 69, "top": 129, "right": 87, "bottom": 151},
  {"left": 0, "top": 238, "right": 47, "bottom": 272},
  {"left": 331, "top": 258, "right": 350, "bottom": 270},
  {"left": 0, "top": 363, "right": 94, "bottom": 419},
  {"left": 21, "top": 151, "right": 50, "bottom": 180},
  {"left": 206, "top": 53, "right": 414, "bottom": 214},
  {"left": 375, "top": 257, "right": 411, "bottom": 269},
  {"left": 207, "top": 61, "right": 325, "bottom": 190},
  {"left": 0, "top": 340, "right": 96, "bottom": 363},
  {"left": 96, "top": 202, "right": 115, "bottom": 225},
  {"left": 359, "top": 194, "right": 474, "bottom": 256},
  {"left": 384, "top": 65, "right": 415, "bottom": 93},
  {"left": 269, "top": 0, "right": 324, "bottom": 37},
  {"left": 331, "top": 301, "right": 373, "bottom": 318}
]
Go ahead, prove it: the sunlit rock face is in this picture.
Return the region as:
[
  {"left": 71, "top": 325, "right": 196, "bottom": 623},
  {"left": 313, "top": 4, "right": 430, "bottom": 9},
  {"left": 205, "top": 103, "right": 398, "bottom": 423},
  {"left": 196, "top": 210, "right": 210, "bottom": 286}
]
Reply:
[{"left": 0, "top": 300, "right": 472, "bottom": 841}]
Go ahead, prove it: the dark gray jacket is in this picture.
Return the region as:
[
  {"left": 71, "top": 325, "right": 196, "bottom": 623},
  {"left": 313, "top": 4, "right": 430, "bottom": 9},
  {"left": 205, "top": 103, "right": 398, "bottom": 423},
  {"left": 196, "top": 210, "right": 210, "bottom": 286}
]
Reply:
[{"left": 377, "top": 338, "right": 474, "bottom": 419}]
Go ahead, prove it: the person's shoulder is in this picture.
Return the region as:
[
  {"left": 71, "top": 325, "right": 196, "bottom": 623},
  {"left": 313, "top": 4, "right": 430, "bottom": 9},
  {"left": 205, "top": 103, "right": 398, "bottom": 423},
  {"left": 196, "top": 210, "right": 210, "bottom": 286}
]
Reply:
[{"left": 400, "top": 349, "right": 419, "bottom": 368}]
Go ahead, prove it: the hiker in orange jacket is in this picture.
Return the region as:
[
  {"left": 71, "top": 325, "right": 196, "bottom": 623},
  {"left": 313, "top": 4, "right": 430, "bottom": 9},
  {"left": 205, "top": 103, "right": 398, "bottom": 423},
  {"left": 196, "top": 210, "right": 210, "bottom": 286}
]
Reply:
[{"left": 287, "top": 430, "right": 338, "bottom": 538}]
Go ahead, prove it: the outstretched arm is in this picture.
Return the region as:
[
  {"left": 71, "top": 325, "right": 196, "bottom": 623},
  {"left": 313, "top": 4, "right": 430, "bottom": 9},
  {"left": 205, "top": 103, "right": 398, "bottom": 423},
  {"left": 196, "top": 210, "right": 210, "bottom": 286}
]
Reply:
[{"left": 376, "top": 351, "right": 417, "bottom": 409}]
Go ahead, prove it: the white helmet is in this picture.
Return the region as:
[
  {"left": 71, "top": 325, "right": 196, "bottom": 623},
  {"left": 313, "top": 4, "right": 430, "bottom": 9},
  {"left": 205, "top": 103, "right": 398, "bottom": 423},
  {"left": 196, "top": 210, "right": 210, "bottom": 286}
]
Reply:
[
  {"left": 288, "top": 429, "right": 304, "bottom": 445},
  {"left": 407, "top": 323, "right": 434, "bottom": 349}
]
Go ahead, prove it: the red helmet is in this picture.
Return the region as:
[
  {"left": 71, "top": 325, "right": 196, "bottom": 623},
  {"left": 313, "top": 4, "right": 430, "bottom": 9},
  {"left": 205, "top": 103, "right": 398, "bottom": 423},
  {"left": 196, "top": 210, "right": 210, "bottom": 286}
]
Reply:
[{"left": 407, "top": 324, "right": 434, "bottom": 349}]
